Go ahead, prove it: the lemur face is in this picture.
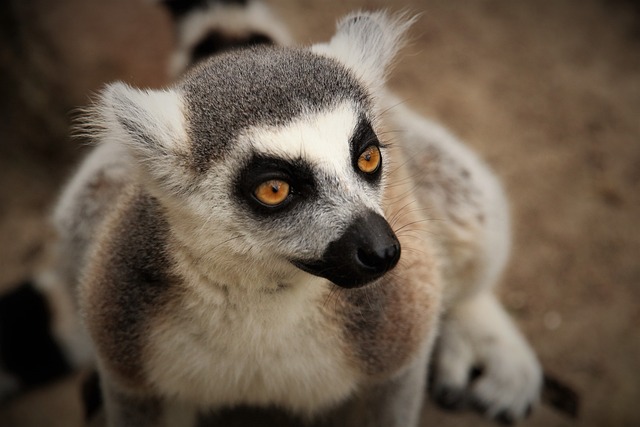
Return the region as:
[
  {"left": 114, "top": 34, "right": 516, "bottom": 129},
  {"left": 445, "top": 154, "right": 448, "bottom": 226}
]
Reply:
[
  {"left": 98, "top": 13, "right": 413, "bottom": 288},
  {"left": 230, "top": 98, "right": 400, "bottom": 288},
  {"left": 178, "top": 47, "right": 399, "bottom": 288}
]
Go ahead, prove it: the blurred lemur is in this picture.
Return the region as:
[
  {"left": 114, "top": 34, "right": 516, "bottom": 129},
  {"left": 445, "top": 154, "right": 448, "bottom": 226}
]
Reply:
[{"left": 0, "top": 1, "right": 543, "bottom": 426}]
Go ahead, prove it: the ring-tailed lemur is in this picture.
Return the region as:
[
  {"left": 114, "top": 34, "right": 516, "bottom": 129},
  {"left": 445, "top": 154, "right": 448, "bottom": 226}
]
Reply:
[{"left": 1, "top": 5, "right": 547, "bottom": 427}]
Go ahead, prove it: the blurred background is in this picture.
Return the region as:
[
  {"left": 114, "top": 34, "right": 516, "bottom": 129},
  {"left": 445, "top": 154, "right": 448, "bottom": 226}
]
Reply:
[{"left": 0, "top": 0, "right": 639, "bottom": 426}]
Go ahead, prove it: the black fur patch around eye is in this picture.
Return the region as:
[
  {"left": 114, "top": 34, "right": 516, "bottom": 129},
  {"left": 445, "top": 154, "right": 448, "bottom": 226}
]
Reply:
[
  {"left": 191, "top": 31, "right": 273, "bottom": 64},
  {"left": 235, "top": 154, "right": 317, "bottom": 217},
  {"left": 350, "top": 117, "right": 383, "bottom": 182},
  {"left": 0, "top": 281, "right": 71, "bottom": 388}
]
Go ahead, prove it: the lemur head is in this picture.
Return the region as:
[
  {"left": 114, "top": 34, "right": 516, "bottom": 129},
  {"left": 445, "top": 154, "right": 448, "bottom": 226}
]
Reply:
[{"left": 95, "top": 12, "right": 414, "bottom": 289}]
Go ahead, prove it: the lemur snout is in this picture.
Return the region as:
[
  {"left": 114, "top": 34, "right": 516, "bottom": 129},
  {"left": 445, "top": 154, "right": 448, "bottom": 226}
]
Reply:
[{"left": 294, "top": 210, "right": 401, "bottom": 288}]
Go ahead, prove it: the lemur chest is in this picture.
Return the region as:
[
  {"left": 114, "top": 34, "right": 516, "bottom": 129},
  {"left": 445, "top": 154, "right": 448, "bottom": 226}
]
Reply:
[
  {"left": 144, "top": 281, "right": 359, "bottom": 414},
  {"left": 143, "top": 272, "right": 436, "bottom": 415}
]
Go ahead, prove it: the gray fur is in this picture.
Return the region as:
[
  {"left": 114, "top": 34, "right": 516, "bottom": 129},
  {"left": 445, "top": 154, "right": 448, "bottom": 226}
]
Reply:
[
  {"left": 179, "top": 46, "right": 368, "bottom": 171},
  {"left": 81, "top": 189, "right": 179, "bottom": 389}
]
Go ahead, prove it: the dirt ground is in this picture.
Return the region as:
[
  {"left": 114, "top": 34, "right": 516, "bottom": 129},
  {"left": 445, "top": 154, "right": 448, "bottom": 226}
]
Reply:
[{"left": 0, "top": 0, "right": 639, "bottom": 426}]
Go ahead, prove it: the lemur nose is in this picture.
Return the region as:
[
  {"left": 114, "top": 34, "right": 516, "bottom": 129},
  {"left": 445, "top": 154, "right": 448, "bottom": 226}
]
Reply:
[
  {"left": 292, "top": 210, "right": 401, "bottom": 288},
  {"left": 356, "top": 242, "right": 401, "bottom": 273}
]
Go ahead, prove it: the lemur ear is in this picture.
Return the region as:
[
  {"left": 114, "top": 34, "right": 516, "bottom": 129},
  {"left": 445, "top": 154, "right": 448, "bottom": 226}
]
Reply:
[
  {"left": 312, "top": 11, "right": 416, "bottom": 92},
  {"left": 97, "top": 82, "right": 189, "bottom": 161}
]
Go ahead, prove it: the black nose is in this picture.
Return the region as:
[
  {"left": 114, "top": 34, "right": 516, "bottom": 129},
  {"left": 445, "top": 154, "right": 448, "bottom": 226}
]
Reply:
[
  {"left": 292, "top": 210, "right": 401, "bottom": 288},
  {"left": 357, "top": 243, "right": 401, "bottom": 274}
]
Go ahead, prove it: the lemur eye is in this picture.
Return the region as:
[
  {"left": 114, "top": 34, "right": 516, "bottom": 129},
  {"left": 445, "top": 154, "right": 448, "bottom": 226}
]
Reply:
[
  {"left": 357, "top": 145, "right": 381, "bottom": 174},
  {"left": 254, "top": 180, "right": 290, "bottom": 206}
]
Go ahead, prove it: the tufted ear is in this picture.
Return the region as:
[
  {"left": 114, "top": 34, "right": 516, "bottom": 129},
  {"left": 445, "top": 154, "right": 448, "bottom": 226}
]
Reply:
[
  {"left": 79, "top": 82, "right": 194, "bottom": 195},
  {"left": 97, "top": 82, "right": 189, "bottom": 161},
  {"left": 312, "top": 11, "right": 416, "bottom": 92}
]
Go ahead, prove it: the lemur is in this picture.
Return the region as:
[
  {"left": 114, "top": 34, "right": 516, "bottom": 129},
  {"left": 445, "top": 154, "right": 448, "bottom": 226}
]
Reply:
[{"left": 0, "top": 2, "right": 548, "bottom": 426}]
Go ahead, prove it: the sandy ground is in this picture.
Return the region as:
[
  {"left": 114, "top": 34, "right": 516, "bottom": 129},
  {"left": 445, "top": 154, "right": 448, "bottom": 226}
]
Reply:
[{"left": 0, "top": 0, "right": 639, "bottom": 426}]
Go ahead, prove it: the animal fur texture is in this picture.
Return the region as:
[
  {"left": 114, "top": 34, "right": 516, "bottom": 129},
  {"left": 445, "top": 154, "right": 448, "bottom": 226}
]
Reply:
[{"left": 32, "top": 7, "right": 541, "bottom": 427}]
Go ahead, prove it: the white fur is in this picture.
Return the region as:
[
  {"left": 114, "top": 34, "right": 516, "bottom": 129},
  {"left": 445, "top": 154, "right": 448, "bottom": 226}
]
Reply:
[
  {"left": 385, "top": 96, "right": 511, "bottom": 302},
  {"left": 93, "top": 83, "right": 201, "bottom": 206},
  {"left": 145, "top": 269, "right": 359, "bottom": 415},
  {"left": 246, "top": 102, "right": 357, "bottom": 177},
  {"left": 170, "top": 0, "right": 293, "bottom": 76},
  {"left": 240, "top": 101, "right": 384, "bottom": 213},
  {"left": 100, "top": 83, "right": 189, "bottom": 157},
  {"left": 312, "top": 11, "right": 416, "bottom": 95},
  {"left": 434, "top": 293, "right": 542, "bottom": 418},
  {"left": 53, "top": 140, "right": 131, "bottom": 229}
]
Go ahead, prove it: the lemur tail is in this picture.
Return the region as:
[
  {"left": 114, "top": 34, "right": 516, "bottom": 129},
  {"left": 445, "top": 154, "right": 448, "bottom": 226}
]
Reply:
[
  {"left": 159, "top": 0, "right": 292, "bottom": 77},
  {"left": 0, "top": 281, "right": 72, "bottom": 399},
  {"left": 0, "top": 280, "right": 103, "bottom": 420}
]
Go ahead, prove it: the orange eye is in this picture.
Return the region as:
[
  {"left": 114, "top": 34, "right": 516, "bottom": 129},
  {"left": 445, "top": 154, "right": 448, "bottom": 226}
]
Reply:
[
  {"left": 357, "top": 145, "right": 381, "bottom": 174},
  {"left": 254, "top": 180, "right": 290, "bottom": 206}
]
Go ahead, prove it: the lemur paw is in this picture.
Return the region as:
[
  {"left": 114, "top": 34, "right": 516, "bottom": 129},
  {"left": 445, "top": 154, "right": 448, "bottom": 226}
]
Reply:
[{"left": 429, "top": 294, "right": 542, "bottom": 424}]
